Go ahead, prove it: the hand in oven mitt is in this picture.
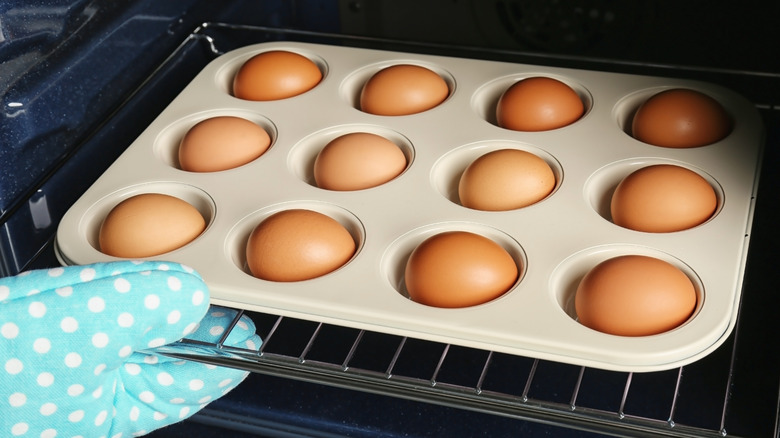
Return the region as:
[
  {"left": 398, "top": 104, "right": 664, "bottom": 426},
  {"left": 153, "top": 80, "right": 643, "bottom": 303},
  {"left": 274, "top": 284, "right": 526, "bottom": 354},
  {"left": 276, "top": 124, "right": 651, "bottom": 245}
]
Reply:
[{"left": 0, "top": 261, "right": 260, "bottom": 437}]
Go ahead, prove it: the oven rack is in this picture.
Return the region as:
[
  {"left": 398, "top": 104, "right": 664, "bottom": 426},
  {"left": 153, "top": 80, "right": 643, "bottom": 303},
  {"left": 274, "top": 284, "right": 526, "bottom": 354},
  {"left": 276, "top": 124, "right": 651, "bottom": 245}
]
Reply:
[
  {"left": 31, "top": 21, "right": 775, "bottom": 437},
  {"left": 152, "top": 306, "right": 747, "bottom": 438}
]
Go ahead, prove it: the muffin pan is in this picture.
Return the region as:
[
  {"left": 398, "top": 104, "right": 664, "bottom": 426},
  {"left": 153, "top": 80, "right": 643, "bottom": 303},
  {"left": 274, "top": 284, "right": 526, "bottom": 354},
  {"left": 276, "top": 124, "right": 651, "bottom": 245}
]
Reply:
[{"left": 55, "top": 42, "right": 764, "bottom": 372}]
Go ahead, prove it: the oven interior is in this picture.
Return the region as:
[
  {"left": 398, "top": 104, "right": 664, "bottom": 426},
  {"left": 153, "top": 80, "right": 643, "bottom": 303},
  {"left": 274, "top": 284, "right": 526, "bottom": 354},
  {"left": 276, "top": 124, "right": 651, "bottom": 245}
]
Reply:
[{"left": 1, "top": 1, "right": 779, "bottom": 436}]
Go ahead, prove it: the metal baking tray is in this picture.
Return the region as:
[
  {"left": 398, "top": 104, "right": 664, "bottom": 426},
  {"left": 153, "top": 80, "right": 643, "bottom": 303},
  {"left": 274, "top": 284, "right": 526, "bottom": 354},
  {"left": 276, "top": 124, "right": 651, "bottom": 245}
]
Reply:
[{"left": 55, "top": 40, "right": 763, "bottom": 372}]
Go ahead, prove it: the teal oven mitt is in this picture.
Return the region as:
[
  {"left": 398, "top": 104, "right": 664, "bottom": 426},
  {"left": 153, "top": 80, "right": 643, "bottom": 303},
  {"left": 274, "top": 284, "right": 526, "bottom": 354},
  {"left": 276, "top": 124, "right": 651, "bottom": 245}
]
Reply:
[{"left": 0, "top": 261, "right": 260, "bottom": 437}]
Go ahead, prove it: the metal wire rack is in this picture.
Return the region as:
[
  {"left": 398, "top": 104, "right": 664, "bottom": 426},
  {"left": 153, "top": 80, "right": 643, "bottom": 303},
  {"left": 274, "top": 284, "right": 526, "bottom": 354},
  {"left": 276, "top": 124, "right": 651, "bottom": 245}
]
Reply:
[{"left": 152, "top": 305, "right": 758, "bottom": 438}]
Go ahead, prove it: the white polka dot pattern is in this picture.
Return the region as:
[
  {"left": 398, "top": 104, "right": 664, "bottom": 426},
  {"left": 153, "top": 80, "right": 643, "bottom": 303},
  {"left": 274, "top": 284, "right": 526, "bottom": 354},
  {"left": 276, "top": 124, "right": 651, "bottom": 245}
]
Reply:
[{"left": 0, "top": 261, "right": 260, "bottom": 437}]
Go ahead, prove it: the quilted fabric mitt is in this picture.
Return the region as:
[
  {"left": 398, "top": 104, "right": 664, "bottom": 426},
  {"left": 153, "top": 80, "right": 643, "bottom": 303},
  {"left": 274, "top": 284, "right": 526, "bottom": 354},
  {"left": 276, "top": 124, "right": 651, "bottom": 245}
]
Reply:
[{"left": 0, "top": 260, "right": 260, "bottom": 437}]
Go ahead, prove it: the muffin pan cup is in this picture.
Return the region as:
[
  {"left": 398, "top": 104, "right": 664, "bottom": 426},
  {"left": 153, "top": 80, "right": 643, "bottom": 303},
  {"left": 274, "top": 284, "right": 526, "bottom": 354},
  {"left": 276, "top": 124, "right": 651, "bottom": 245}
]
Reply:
[{"left": 55, "top": 42, "right": 764, "bottom": 372}]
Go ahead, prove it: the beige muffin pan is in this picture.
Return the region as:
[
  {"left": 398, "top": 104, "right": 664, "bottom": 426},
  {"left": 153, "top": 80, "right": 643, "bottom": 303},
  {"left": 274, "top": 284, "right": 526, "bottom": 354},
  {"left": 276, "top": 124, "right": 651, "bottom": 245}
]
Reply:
[{"left": 55, "top": 42, "right": 764, "bottom": 372}]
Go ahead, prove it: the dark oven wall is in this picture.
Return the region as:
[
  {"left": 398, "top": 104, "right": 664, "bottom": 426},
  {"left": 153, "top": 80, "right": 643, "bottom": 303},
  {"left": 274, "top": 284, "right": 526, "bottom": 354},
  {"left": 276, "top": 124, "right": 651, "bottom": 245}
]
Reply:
[{"left": 338, "top": 0, "right": 780, "bottom": 75}]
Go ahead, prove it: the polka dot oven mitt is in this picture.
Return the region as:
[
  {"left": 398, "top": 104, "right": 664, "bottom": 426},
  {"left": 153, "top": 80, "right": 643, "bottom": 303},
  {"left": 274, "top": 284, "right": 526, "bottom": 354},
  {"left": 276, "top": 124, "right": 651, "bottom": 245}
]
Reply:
[{"left": 1, "top": 261, "right": 260, "bottom": 437}]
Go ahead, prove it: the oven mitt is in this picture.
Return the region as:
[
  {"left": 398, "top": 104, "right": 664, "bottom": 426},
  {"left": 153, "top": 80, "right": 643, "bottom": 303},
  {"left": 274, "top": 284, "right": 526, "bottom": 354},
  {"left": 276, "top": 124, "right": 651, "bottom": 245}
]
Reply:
[{"left": 0, "top": 261, "right": 261, "bottom": 437}]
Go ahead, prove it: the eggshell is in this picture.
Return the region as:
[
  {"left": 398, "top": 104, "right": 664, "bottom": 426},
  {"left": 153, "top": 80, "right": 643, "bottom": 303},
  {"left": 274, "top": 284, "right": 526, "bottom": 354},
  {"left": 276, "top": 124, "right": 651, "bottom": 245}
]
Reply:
[
  {"left": 178, "top": 116, "right": 271, "bottom": 172},
  {"left": 575, "top": 255, "right": 697, "bottom": 337},
  {"left": 233, "top": 50, "right": 322, "bottom": 101},
  {"left": 405, "top": 231, "right": 518, "bottom": 308},
  {"left": 360, "top": 64, "right": 449, "bottom": 116},
  {"left": 458, "top": 148, "right": 555, "bottom": 211},
  {"left": 496, "top": 77, "right": 584, "bottom": 131},
  {"left": 611, "top": 164, "right": 717, "bottom": 233},
  {"left": 313, "top": 132, "right": 407, "bottom": 190},
  {"left": 99, "top": 193, "right": 206, "bottom": 258},
  {"left": 631, "top": 88, "right": 731, "bottom": 148},
  {"left": 246, "top": 209, "right": 356, "bottom": 282}
]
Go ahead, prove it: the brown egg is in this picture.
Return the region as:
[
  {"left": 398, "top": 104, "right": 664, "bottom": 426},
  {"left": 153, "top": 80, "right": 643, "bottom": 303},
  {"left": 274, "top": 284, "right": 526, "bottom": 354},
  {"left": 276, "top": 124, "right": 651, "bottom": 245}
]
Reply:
[
  {"left": 575, "top": 255, "right": 697, "bottom": 337},
  {"left": 178, "top": 116, "right": 271, "bottom": 172},
  {"left": 313, "top": 132, "right": 407, "bottom": 191},
  {"left": 99, "top": 193, "right": 206, "bottom": 258},
  {"left": 458, "top": 149, "right": 555, "bottom": 211},
  {"left": 246, "top": 209, "right": 356, "bottom": 282},
  {"left": 631, "top": 88, "right": 731, "bottom": 148},
  {"left": 233, "top": 50, "right": 322, "bottom": 101},
  {"left": 360, "top": 64, "right": 449, "bottom": 116},
  {"left": 496, "top": 77, "right": 584, "bottom": 131},
  {"left": 405, "top": 231, "right": 518, "bottom": 308},
  {"left": 611, "top": 164, "right": 717, "bottom": 233}
]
